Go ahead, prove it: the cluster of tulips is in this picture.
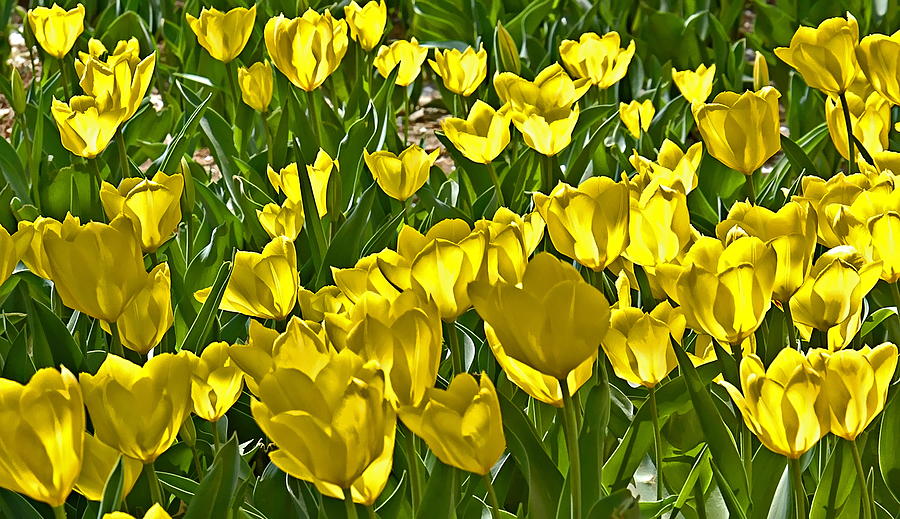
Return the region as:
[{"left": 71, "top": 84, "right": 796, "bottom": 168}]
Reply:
[{"left": 3, "top": 1, "right": 900, "bottom": 518}]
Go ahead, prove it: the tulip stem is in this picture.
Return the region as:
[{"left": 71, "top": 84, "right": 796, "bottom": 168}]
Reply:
[
  {"left": 483, "top": 473, "right": 502, "bottom": 519},
  {"left": 649, "top": 386, "right": 664, "bottom": 499},
  {"left": 144, "top": 461, "right": 164, "bottom": 506},
  {"left": 486, "top": 162, "right": 505, "bottom": 206},
  {"left": 89, "top": 158, "right": 104, "bottom": 218},
  {"left": 52, "top": 505, "right": 66, "bottom": 519},
  {"left": 403, "top": 428, "right": 423, "bottom": 512},
  {"left": 890, "top": 282, "right": 900, "bottom": 319},
  {"left": 108, "top": 322, "right": 125, "bottom": 357},
  {"left": 731, "top": 341, "right": 752, "bottom": 484},
  {"left": 403, "top": 86, "right": 411, "bottom": 145},
  {"left": 784, "top": 303, "right": 798, "bottom": 350},
  {"left": 343, "top": 487, "right": 359, "bottom": 519},
  {"left": 839, "top": 92, "right": 855, "bottom": 174},
  {"left": 447, "top": 320, "right": 464, "bottom": 374},
  {"left": 788, "top": 458, "right": 806, "bottom": 519},
  {"left": 849, "top": 439, "right": 873, "bottom": 519},
  {"left": 56, "top": 55, "right": 71, "bottom": 98},
  {"left": 306, "top": 90, "right": 322, "bottom": 149},
  {"left": 263, "top": 114, "right": 275, "bottom": 167},
  {"left": 745, "top": 172, "right": 756, "bottom": 205},
  {"left": 367, "top": 505, "right": 378, "bottom": 519},
  {"left": 115, "top": 126, "right": 130, "bottom": 180},
  {"left": 212, "top": 421, "right": 221, "bottom": 452},
  {"left": 559, "top": 378, "right": 582, "bottom": 519}
]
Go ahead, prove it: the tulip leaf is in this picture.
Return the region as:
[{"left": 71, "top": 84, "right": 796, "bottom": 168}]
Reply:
[
  {"left": 879, "top": 393, "right": 900, "bottom": 502},
  {"left": 810, "top": 440, "right": 864, "bottom": 519},
  {"left": 860, "top": 307, "right": 898, "bottom": 339},
  {"left": 151, "top": 89, "right": 211, "bottom": 177},
  {"left": 749, "top": 445, "right": 788, "bottom": 519},
  {"left": 585, "top": 488, "right": 639, "bottom": 519},
  {"left": 184, "top": 435, "right": 244, "bottom": 519},
  {"left": 415, "top": 460, "right": 457, "bottom": 519},
  {"left": 0, "top": 488, "right": 43, "bottom": 519},
  {"left": 96, "top": 456, "right": 125, "bottom": 518},
  {"left": 26, "top": 299, "right": 83, "bottom": 373},
  {"left": 313, "top": 184, "right": 378, "bottom": 288},
  {"left": 178, "top": 259, "right": 232, "bottom": 353},
  {"left": 251, "top": 463, "right": 309, "bottom": 519},
  {"left": 0, "top": 133, "right": 30, "bottom": 204}
]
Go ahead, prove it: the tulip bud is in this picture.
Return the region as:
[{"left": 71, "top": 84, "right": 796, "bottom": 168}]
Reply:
[
  {"left": 429, "top": 45, "right": 487, "bottom": 96},
  {"left": 9, "top": 67, "right": 25, "bottom": 114},
  {"left": 104, "top": 262, "right": 174, "bottom": 355},
  {"left": 857, "top": 32, "right": 900, "bottom": 106},
  {"left": 51, "top": 96, "right": 125, "bottom": 158},
  {"left": 265, "top": 9, "right": 348, "bottom": 91},
  {"left": 189, "top": 342, "right": 244, "bottom": 422},
  {"left": 753, "top": 52, "right": 769, "bottom": 91},
  {"left": 623, "top": 179, "right": 692, "bottom": 268},
  {"left": 364, "top": 145, "right": 439, "bottom": 201},
  {"left": 474, "top": 207, "right": 544, "bottom": 285},
  {"left": 27, "top": 3, "right": 84, "bottom": 58},
  {"left": 374, "top": 38, "right": 429, "bottom": 86},
  {"left": 619, "top": 99, "right": 655, "bottom": 138},
  {"left": 178, "top": 415, "right": 197, "bottom": 447},
  {"left": 774, "top": 14, "right": 859, "bottom": 96},
  {"left": 559, "top": 32, "right": 635, "bottom": 89},
  {"left": 672, "top": 64, "right": 716, "bottom": 104},
  {"left": 257, "top": 198, "right": 304, "bottom": 241},
  {"left": 344, "top": 1, "right": 387, "bottom": 51},
  {"left": 602, "top": 301, "right": 682, "bottom": 387},
  {"left": 186, "top": 5, "right": 257, "bottom": 63},
  {"left": 100, "top": 172, "right": 184, "bottom": 253},
  {"left": 441, "top": 101, "right": 510, "bottom": 164},
  {"left": 74, "top": 433, "right": 142, "bottom": 502},
  {"left": 495, "top": 21, "right": 520, "bottom": 74},
  {"left": 238, "top": 61, "right": 274, "bottom": 113}
]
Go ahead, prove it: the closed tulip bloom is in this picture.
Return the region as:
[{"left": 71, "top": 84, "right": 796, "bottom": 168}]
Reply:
[
  {"left": 100, "top": 172, "right": 184, "bottom": 252},
  {"left": 619, "top": 99, "right": 655, "bottom": 138},
  {"left": 808, "top": 343, "right": 898, "bottom": 440},
  {"left": 15, "top": 216, "right": 75, "bottom": 280},
  {"left": 186, "top": 5, "right": 257, "bottom": 63},
  {"left": 257, "top": 198, "right": 304, "bottom": 240},
  {"left": 470, "top": 253, "right": 610, "bottom": 380},
  {"left": 195, "top": 236, "right": 298, "bottom": 321},
  {"left": 474, "top": 207, "right": 544, "bottom": 285},
  {"left": 27, "top": 3, "right": 84, "bottom": 58},
  {"left": 103, "top": 504, "right": 171, "bottom": 519},
  {"left": 692, "top": 87, "right": 781, "bottom": 175},
  {"left": 265, "top": 9, "right": 348, "bottom": 91},
  {"left": 623, "top": 180, "right": 691, "bottom": 269},
  {"left": 189, "top": 342, "right": 244, "bottom": 422},
  {"left": 267, "top": 151, "right": 335, "bottom": 216},
  {"left": 374, "top": 38, "right": 428, "bottom": 86},
  {"left": 51, "top": 96, "right": 125, "bottom": 158},
  {"left": 857, "top": 31, "right": 900, "bottom": 105},
  {"left": 753, "top": 51, "right": 770, "bottom": 90},
  {"left": 630, "top": 140, "right": 702, "bottom": 194},
  {"left": 774, "top": 14, "right": 859, "bottom": 96},
  {"left": 332, "top": 249, "right": 409, "bottom": 303},
  {"left": 365, "top": 145, "right": 439, "bottom": 201},
  {"left": 671, "top": 64, "right": 716, "bottom": 104},
  {"left": 441, "top": 100, "right": 510, "bottom": 163},
  {"left": 602, "top": 301, "right": 681, "bottom": 387},
  {"left": 429, "top": 45, "right": 487, "bottom": 96},
  {"left": 251, "top": 349, "right": 395, "bottom": 503},
  {"left": 74, "top": 433, "right": 142, "bottom": 501},
  {"left": 533, "top": 177, "right": 630, "bottom": 271},
  {"left": 716, "top": 201, "right": 817, "bottom": 302},
  {"left": 344, "top": 0, "right": 387, "bottom": 51},
  {"left": 558, "top": 32, "right": 634, "bottom": 88},
  {"left": 0, "top": 367, "right": 83, "bottom": 507},
  {"left": 400, "top": 373, "right": 505, "bottom": 475},
  {"left": 494, "top": 62, "right": 589, "bottom": 116},
  {"left": 80, "top": 352, "right": 194, "bottom": 463},
  {"left": 107, "top": 263, "right": 173, "bottom": 355},
  {"left": 790, "top": 246, "right": 881, "bottom": 349},
  {"left": 43, "top": 215, "right": 146, "bottom": 323},
  {"left": 719, "top": 349, "right": 828, "bottom": 458},
  {"left": 297, "top": 285, "right": 351, "bottom": 322},
  {"left": 238, "top": 61, "right": 274, "bottom": 112},
  {"left": 825, "top": 89, "right": 890, "bottom": 159},
  {"left": 836, "top": 187, "right": 900, "bottom": 282},
  {"left": 509, "top": 103, "right": 580, "bottom": 156},
  {"left": 76, "top": 38, "right": 156, "bottom": 123}
]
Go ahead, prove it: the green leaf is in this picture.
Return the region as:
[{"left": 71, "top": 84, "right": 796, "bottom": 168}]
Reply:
[
  {"left": 96, "top": 456, "right": 125, "bottom": 518},
  {"left": 0, "top": 131, "right": 29, "bottom": 203},
  {"left": 415, "top": 460, "right": 457, "bottom": 519},
  {"left": 880, "top": 393, "right": 900, "bottom": 502},
  {"left": 860, "top": 307, "right": 898, "bottom": 339},
  {"left": 810, "top": 441, "right": 864, "bottom": 518},
  {"left": 27, "top": 299, "right": 83, "bottom": 373},
  {"left": 0, "top": 489, "right": 43, "bottom": 519},
  {"left": 586, "top": 488, "right": 639, "bottom": 519},
  {"left": 178, "top": 260, "right": 233, "bottom": 353},
  {"left": 184, "top": 435, "right": 244, "bottom": 519}
]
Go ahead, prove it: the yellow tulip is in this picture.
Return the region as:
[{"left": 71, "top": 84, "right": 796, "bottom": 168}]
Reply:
[
  {"left": 51, "top": 96, "right": 125, "bottom": 158},
  {"left": 692, "top": 87, "right": 781, "bottom": 175},
  {"left": 0, "top": 367, "right": 83, "bottom": 507},
  {"left": 186, "top": 5, "right": 257, "bottom": 63},
  {"left": 0, "top": 225, "right": 22, "bottom": 286},
  {"left": 825, "top": 84, "right": 890, "bottom": 159},
  {"left": 364, "top": 145, "right": 439, "bottom": 201},
  {"left": 558, "top": 32, "right": 635, "bottom": 88},
  {"left": 441, "top": 100, "right": 510, "bottom": 163},
  {"left": 80, "top": 352, "right": 194, "bottom": 463},
  {"left": 195, "top": 236, "right": 298, "bottom": 321},
  {"left": 265, "top": 9, "right": 348, "bottom": 91},
  {"left": 74, "top": 433, "right": 142, "bottom": 501},
  {"left": 630, "top": 139, "right": 702, "bottom": 194},
  {"left": 344, "top": 0, "right": 387, "bottom": 51},
  {"left": 103, "top": 504, "right": 172, "bottom": 519},
  {"left": 297, "top": 285, "right": 351, "bottom": 322},
  {"left": 774, "top": 14, "right": 859, "bottom": 97},
  {"left": 107, "top": 263, "right": 173, "bottom": 355},
  {"left": 238, "top": 61, "right": 274, "bottom": 113},
  {"left": 257, "top": 198, "right": 304, "bottom": 241},
  {"left": 623, "top": 179, "right": 691, "bottom": 268},
  {"left": 602, "top": 301, "right": 682, "bottom": 387},
  {"left": 508, "top": 103, "right": 580, "bottom": 157},
  {"left": 76, "top": 38, "right": 157, "bottom": 123},
  {"left": 189, "top": 342, "right": 244, "bottom": 422},
  {"left": 100, "top": 172, "right": 184, "bottom": 252},
  {"left": 532, "top": 177, "right": 630, "bottom": 271},
  {"left": 332, "top": 248, "right": 409, "bottom": 303},
  {"left": 267, "top": 150, "right": 335, "bottom": 216},
  {"left": 790, "top": 246, "right": 881, "bottom": 349},
  {"left": 671, "top": 64, "right": 715, "bottom": 104},
  {"left": 374, "top": 38, "right": 428, "bottom": 86},
  {"left": 251, "top": 349, "right": 395, "bottom": 504},
  {"left": 831, "top": 186, "right": 900, "bottom": 282},
  {"left": 716, "top": 201, "right": 817, "bottom": 302},
  {"left": 619, "top": 99, "right": 655, "bottom": 138},
  {"left": 753, "top": 51, "right": 769, "bottom": 90},
  {"left": 399, "top": 372, "right": 505, "bottom": 475},
  {"left": 494, "top": 62, "right": 589, "bottom": 116},
  {"left": 429, "top": 45, "right": 487, "bottom": 96},
  {"left": 470, "top": 253, "right": 610, "bottom": 381},
  {"left": 809, "top": 343, "right": 898, "bottom": 441},
  {"left": 657, "top": 236, "right": 776, "bottom": 346},
  {"left": 15, "top": 216, "right": 74, "bottom": 280},
  {"left": 27, "top": 3, "right": 84, "bottom": 59},
  {"left": 474, "top": 207, "right": 544, "bottom": 285},
  {"left": 42, "top": 215, "right": 147, "bottom": 323},
  {"left": 857, "top": 30, "right": 900, "bottom": 105},
  {"left": 719, "top": 349, "right": 828, "bottom": 458}
]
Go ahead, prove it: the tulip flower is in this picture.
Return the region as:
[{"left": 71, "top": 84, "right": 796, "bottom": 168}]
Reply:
[
  {"left": 790, "top": 246, "right": 881, "bottom": 349},
  {"left": 494, "top": 63, "right": 589, "bottom": 116},
  {"left": 619, "top": 99, "right": 655, "bottom": 138},
  {"left": 332, "top": 248, "right": 409, "bottom": 303},
  {"left": 623, "top": 179, "right": 691, "bottom": 268},
  {"left": 753, "top": 51, "right": 769, "bottom": 90},
  {"left": 825, "top": 88, "right": 891, "bottom": 159},
  {"left": 831, "top": 187, "right": 900, "bottom": 282},
  {"left": 74, "top": 433, "right": 142, "bottom": 501},
  {"left": 0, "top": 367, "right": 83, "bottom": 507},
  {"left": 186, "top": 5, "right": 257, "bottom": 63},
  {"left": 399, "top": 372, "right": 505, "bottom": 475},
  {"left": 76, "top": 38, "right": 157, "bottom": 123},
  {"left": 470, "top": 252, "right": 610, "bottom": 381},
  {"left": 103, "top": 504, "right": 171, "bottom": 519},
  {"left": 80, "top": 352, "right": 194, "bottom": 463},
  {"left": 719, "top": 349, "right": 828, "bottom": 458},
  {"left": 474, "top": 207, "right": 544, "bottom": 285},
  {"left": 441, "top": 101, "right": 510, "bottom": 164},
  {"left": 238, "top": 61, "right": 274, "bottom": 112},
  {"left": 265, "top": 9, "right": 348, "bottom": 91},
  {"left": 195, "top": 236, "right": 298, "bottom": 321},
  {"left": 857, "top": 31, "right": 900, "bottom": 106},
  {"left": 558, "top": 31, "right": 635, "bottom": 88},
  {"left": 100, "top": 172, "right": 184, "bottom": 252},
  {"left": 429, "top": 45, "right": 487, "bottom": 96},
  {"left": 509, "top": 103, "right": 581, "bottom": 156},
  {"left": 374, "top": 38, "right": 429, "bottom": 86},
  {"left": 533, "top": 177, "right": 630, "bottom": 271},
  {"left": 42, "top": 215, "right": 147, "bottom": 323},
  {"left": 51, "top": 96, "right": 125, "bottom": 158},
  {"left": 189, "top": 342, "right": 244, "bottom": 422},
  {"left": 344, "top": 0, "right": 387, "bottom": 51},
  {"left": 15, "top": 216, "right": 73, "bottom": 280},
  {"left": 630, "top": 140, "right": 702, "bottom": 194},
  {"left": 251, "top": 349, "right": 396, "bottom": 504},
  {"left": 716, "top": 201, "right": 817, "bottom": 302},
  {"left": 267, "top": 150, "right": 336, "bottom": 217},
  {"left": 364, "top": 145, "right": 439, "bottom": 201},
  {"left": 104, "top": 263, "right": 173, "bottom": 355},
  {"left": 27, "top": 3, "right": 84, "bottom": 59},
  {"left": 297, "top": 285, "right": 351, "bottom": 322},
  {"left": 257, "top": 198, "right": 304, "bottom": 240},
  {"left": 775, "top": 14, "right": 859, "bottom": 97},
  {"left": 808, "top": 343, "right": 898, "bottom": 440},
  {"left": 602, "top": 300, "right": 683, "bottom": 387},
  {"left": 671, "top": 64, "right": 716, "bottom": 104},
  {"left": 0, "top": 225, "right": 22, "bottom": 286},
  {"left": 692, "top": 87, "right": 781, "bottom": 175}
]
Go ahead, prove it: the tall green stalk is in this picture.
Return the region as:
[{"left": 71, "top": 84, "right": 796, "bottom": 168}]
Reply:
[
  {"left": 849, "top": 439, "right": 872, "bottom": 519},
  {"left": 560, "top": 378, "right": 582, "bottom": 519}
]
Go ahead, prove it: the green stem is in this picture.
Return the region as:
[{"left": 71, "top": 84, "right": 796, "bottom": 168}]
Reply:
[
  {"left": 306, "top": 89, "right": 322, "bottom": 148},
  {"left": 143, "top": 461, "right": 164, "bottom": 506},
  {"left": 226, "top": 61, "right": 245, "bottom": 154},
  {"left": 403, "top": 429, "right": 423, "bottom": 512},
  {"left": 732, "top": 341, "right": 752, "bottom": 485},
  {"left": 560, "top": 378, "right": 582, "bottom": 519},
  {"left": 89, "top": 158, "right": 104, "bottom": 218},
  {"left": 849, "top": 439, "right": 873, "bottom": 519},
  {"left": 191, "top": 444, "right": 204, "bottom": 477},
  {"left": 483, "top": 473, "right": 502, "bottom": 519},
  {"left": 486, "top": 161, "right": 505, "bottom": 206},
  {"left": 890, "top": 282, "right": 900, "bottom": 320},
  {"left": 56, "top": 55, "right": 71, "bottom": 97},
  {"left": 367, "top": 506, "right": 378, "bottom": 519},
  {"left": 745, "top": 171, "right": 756, "bottom": 204},
  {"left": 649, "top": 386, "right": 664, "bottom": 499},
  {"left": 448, "top": 465, "right": 459, "bottom": 514},
  {"left": 839, "top": 92, "right": 855, "bottom": 174},
  {"left": 344, "top": 487, "right": 359, "bottom": 519},
  {"left": 212, "top": 421, "right": 221, "bottom": 452},
  {"left": 108, "top": 322, "right": 125, "bottom": 357},
  {"left": 115, "top": 126, "right": 130, "bottom": 181},
  {"left": 263, "top": 113, "right": 275, "bottom": 167},
  {"left": 52, "top": 505, "right": 66, "bottom": 519},
  {"left": 403, "top": 86, "right": 411, "bottom": 145},
  {"left": 694, "top": 482, "right": 707, "bottom": 519},
  {"left": 788, "top": 458, "right": 806, "bottom": 519},
  {"left": 447, "top": 320, "right": 463, "bottom": 374},
  {"left": 784, "top": 302, "right": 797, "bottom": 350}
]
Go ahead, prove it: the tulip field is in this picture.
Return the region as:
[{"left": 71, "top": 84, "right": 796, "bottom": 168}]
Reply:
[{"left": 3, "top": 0, "right": 900, "bottom": 518}]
